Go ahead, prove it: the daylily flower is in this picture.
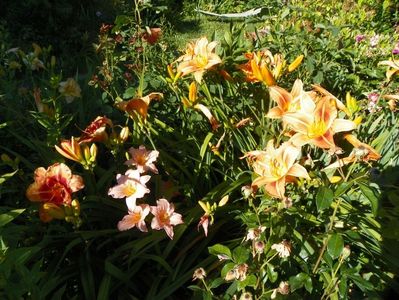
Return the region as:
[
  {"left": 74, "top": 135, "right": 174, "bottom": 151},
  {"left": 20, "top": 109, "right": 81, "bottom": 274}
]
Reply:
[
  {"left": 142, "top": 27, "right": 162, "bottom": 45},
  {"left": 283, "top": 97, "right": 356, "bottom": 150},
  {"left": 267, "top": 79, "right": 315, "bottom": 120},
  {"left": 59, "top": 78, "right": 81, "bottom": 103},
  {"left": 244, "top": 141, "right": 310, "bottom": 199},
  {"left": 378, "top": 59, "right": 399, "bottom": 81},
  {"left": 150, "top": 198, "right": 183, "bottom": 239},
  {"left": 176, "top": 37, "right": 222, "bottom": 83},
  {"left": 237, "top": 51, "right": 276, "bottom": 86},
  {"left": 117, "top": 204, "right": 150, "bottom": 232},
  {"left": 125, "top": 145, "right": 159, "bottom": 174},
  {"left": 55, "top": 137, "right": 85, "bottom": 164},
  {"left": 183, "top": 81, "right": 220, "bottom": 130},
  {"left": 79, "top": 116, "right": 112, "bottom": 144},
  {"left": 116, "top": 92, "right": 163, "bottom": 120},
  {"left": 323, "top": 134, "right": 381, "bottom": 170},
  {"left": 108, "top": 169, "right": 150, "bottom": 208},
  {"left": 197, "top": 195, "right": 228, "bottom": 236},
  {"left": 26, "top": 163, "right": 84, "bottom": 207}
]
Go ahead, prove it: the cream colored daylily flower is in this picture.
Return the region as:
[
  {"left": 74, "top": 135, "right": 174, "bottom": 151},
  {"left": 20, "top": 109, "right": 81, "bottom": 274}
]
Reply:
[
  {"left": 59, "top": 78, "right": 81, "bottom": 103},
  {"left": 267, "top": 79, "right": 315, "bottom": 120},
  {"left": 244, "top": 141, "right": 309, "bottom": 199},
  {"left": 176, "top": 37, "right": 222, "bottom": 83},
  {"left": 283, "top": 97, "right": 356, "bottom": 150}
]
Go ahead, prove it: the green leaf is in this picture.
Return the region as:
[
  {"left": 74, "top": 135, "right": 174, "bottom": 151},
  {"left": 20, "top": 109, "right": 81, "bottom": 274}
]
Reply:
[
  {"left": 289, "top": 272, "right": 309, "bottom": 292},
  {"left": 327, "top": 233, "right": 344, "bottom": 259},
  {"left": 304, "top": 275, "right": 313, "bottom": 293},
  {"left": 200, "top": 132, "right": 214, "bottom": 160},
  {"left": 208, "top": 244, "right": 232, "bottom": 259},
  {"left": 267, "top": 263, "right": 278, "bottom": 283},
  {"left": 358, "top": 183, "right": 379, "bottom": 216},
  {"left": 316, "top": 187, "right": 334, "bottom": 211},
  {"left": 237, "top": 274, "right": 257, "bottom": 291},
  {"left": 334, "top": 181, "right": 353, "bottom": 198},
  {"left": 122, "top": 87, "right": 136, "bottom": 99},
  {"left": 0, "top": 209, "right": 25, "bottom": 227},
  {"left": 232, "top": 246, "right": 249, "bottom": 264},
  {"left": 347, "top": 274, "right": 374, "bottom": 291}
]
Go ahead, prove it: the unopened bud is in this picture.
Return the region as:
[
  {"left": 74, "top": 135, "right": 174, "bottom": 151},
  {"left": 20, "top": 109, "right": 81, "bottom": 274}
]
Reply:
[
  {"left": 71, "top": 199, "right": 80, "bottom": 216},
  {"left": 42, "top": 203, "right": 65, "bottom": 219},
  {"left": 119, "top": 126, "right": 130, "bottom": 142}
]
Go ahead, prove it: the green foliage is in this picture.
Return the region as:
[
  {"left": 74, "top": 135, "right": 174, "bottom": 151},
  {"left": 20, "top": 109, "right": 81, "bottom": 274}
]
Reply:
[{"left": 1, "top": 0, "right": 399, "bottom": 298}]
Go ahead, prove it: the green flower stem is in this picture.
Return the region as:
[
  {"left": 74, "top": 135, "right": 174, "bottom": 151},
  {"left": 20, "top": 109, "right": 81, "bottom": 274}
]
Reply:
[
  {"left": 312, "top": 197, "right": 342, "bottom": 273},
  {"left": 201, "top": 278, "right": 213, "bottom": 296}
]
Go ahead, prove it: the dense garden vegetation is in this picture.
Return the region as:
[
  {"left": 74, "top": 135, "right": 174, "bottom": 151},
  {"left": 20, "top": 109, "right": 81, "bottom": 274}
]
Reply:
[{"left": 1, "top": 0, "right": 399, "bottom": 298}]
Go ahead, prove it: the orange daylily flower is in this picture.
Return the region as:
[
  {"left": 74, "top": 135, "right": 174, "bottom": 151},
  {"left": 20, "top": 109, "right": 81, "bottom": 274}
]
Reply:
[
  {"left": 116, "top": 92, "right": 163, "bottom": 120},
  {"left": 311, "top": 85, "right": 350, "bottom": 115},
  {"left": 176, "top": 37, "right": 222, "bottom": 83},
  {"left": 267, "top": 79, "right": 315, "bottom": 120},
  {"left": 244, "top": 141, "right": 310, "bottom": 199},
  {"left": 323, "top": 134, "right": 381, "bottom": 170},
  {"left": 26, "top": 163, "right": 84, "bottom": 207},
  {"left": 79, "top": 116, "right": 113, "bottom": 144},
  {"left": 283, "top": 97, "right": 356, "bottom": 150},
  {"left": 238, "top": 51, "right": 276, "bottom": 86},
  {"left": 55, "top": 137, "right": 85, "bottom": 163},
  {"left": 142, "top": 27, "right": 162, "bottom": 45}
]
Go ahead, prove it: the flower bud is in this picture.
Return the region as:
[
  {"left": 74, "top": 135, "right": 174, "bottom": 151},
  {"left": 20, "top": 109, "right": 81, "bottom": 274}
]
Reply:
[
  {"left": 119, "top": 126, "right": 130, "bottom": 143},
  {"left": 42, "top": 203, "right": 65, "bottom": 219}
]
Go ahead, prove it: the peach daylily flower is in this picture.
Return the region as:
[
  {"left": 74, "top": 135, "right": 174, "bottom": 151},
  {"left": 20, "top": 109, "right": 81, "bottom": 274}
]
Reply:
[
  {"left": 323, "top": 134, "right": 381, "bottom": 170},
  {"left": 125, "top": 145, "right": 159, "bottom": 174},
  {"left": 59, "top": 78, "right": 81, "bottom": 103},
  {"left": 267, "top": 79, "right": 315, "bottom": 120},
  {"left": 26, "top": 163, "right": 84, "bottom": 206},
  {"left": 150, "top": 198, "right": 183, "bottom": 239},
  {"left": 117, "top": 204, "right": 150, "bottom": 232},
  {"left": 108, "top": 169, "right": 150, "bottom": 208},
  {"left": 176, "top": 37, "right": 222, "bottom": 83},
  {"left": 245, "top": 141, "right": 309, "bottom": 199},
  {"left": 79, "top": 116, "right": 112, "bottom": 144},
  {"left": 283, "top": 97, "right": 356, "bottom": 150},
  {"left": 116, "top": 92, "right": 163, "bottom": 120}
]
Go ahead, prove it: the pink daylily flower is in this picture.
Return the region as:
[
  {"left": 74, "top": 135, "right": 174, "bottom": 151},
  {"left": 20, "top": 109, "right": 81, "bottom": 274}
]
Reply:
[
  {"left": 150, "top": 198, "right": 183, "bottom": 239},
  {"left": 125, "top": 145, "right": 159, "bottom": 174},
  {"left": 117, "top": 204, "right": 150, "bottom": 232},
  {"left": 108, "top": 169, "right": 150, "bottom": 208}
]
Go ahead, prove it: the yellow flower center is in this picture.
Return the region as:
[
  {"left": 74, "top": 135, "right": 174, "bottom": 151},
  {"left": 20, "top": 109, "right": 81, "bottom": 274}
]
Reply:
[
  {"left": 159, "top": 210, "right": 170, "bottom": 224},
  {"left": 308, "top": 120, "right": 327, "bottom": 138},
  {"left": 131, "top": 212, "right": 142, "bottom": 223},
  {"left": 124, "top": 184, "right": 137, "bottom": 197},
  {"left": 270, "top": 158, "right": 286, "bottom": 179},
  {"left": 195, "top": 55, "right": 208, "bottom": 68}
]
